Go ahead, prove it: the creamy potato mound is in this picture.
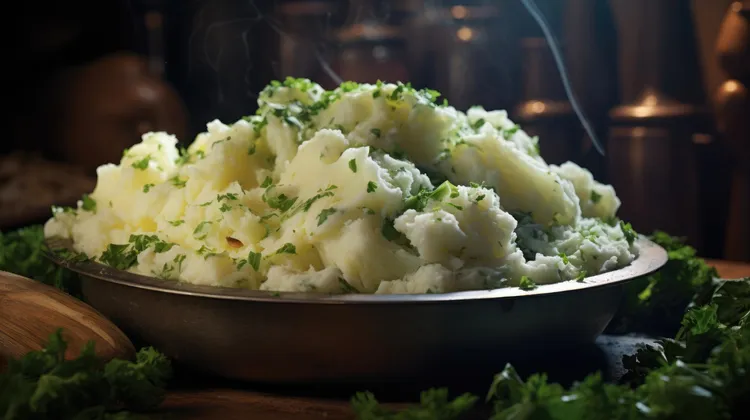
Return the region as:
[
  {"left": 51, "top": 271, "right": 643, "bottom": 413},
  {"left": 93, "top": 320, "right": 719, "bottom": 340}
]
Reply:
[{"left": 45, "top": 78, "right": 638, "bottom": 294}]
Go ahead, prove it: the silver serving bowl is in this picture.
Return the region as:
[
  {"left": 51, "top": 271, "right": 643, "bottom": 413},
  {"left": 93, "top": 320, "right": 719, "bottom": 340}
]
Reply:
[{"left": 45, "top": 236, "right": 667, "bottom": 384}]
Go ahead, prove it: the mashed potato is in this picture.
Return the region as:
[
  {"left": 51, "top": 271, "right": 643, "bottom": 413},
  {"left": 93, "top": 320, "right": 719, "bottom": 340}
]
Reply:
[{"left": 45, "top": 78, "right": 638, "bottom": 294}]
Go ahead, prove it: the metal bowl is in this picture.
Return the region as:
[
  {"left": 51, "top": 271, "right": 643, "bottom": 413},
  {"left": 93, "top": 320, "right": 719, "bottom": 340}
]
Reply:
[{"left": 45, "top": 236, "right": 667, "bottom": 384}]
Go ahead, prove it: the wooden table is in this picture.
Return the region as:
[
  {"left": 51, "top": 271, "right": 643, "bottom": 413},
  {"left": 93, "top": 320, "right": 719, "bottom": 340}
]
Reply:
[{"left": 149, "top": 260, "right": 750, "bottom": 419}]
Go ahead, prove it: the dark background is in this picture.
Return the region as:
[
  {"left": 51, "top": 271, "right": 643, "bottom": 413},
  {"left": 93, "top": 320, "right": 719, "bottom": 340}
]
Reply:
[{"left": 5, "top": 0, "right": 746, "bottom": 261}]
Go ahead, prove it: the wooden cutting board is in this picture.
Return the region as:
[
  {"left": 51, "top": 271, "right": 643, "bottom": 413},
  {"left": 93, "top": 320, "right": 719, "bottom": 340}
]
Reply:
[{"left": 0, "top": 270, "right": 135, "bottom": 370}]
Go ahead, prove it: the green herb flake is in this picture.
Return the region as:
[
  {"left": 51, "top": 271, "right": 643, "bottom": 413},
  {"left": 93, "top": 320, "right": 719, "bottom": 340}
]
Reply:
[
  {"left": 519, "top": 276, "right": 537, "bottom": 291},
  {"left": 471, "top": 118, "right": 486, "bottom": 130},
  {"left": 170, "top": 177, "right": 187, "bottom": 188},
  {"left": 131, "top": 155, "right": 151, "bottom": 170},
  {"left": 168, "top": 220, "right": 185, "bottom": 227},
  {"left": 367, "top": 181, "right": 378, "bottom": 193},
  {"left": 238, "top": 251, "right": 262, "bottom": 271},
  {"left": 142, "top": 183, "right": 155, "bottom": 193},
  {"left": 193, "top": 221, "right": 212, "bottom": 240},
  {"left": 620, "top": 221, "right": 637, "bottom": 245},
  {"left": 260, "top": 176, "right": 273, "bottom": 188},
  {"left": 348, "top": 159, "right": 358, "bottom": 173},
  {"left": 591, "top": 190, "right": 603, "bottom": 204},
  {"left": 275, "top": 243, "right": 297, "bottom": 255},
  {"left": 81, "top": 194, "right": 97, "bottom": 212},
  {"left": 218, "top": 193, "right": 239, "bottom": 201},
  {"left": 317, "top": 208, "right": 337, "bottom": 226}
]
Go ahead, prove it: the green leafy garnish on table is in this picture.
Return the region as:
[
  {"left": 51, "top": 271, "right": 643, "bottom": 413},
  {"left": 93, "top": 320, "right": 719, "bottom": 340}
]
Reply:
[
  {"left": 0, "top": 225, "right": 82, "bottom": 297},
  {"left": 0, "top": 329, "right": 172, "bottom": 420}
]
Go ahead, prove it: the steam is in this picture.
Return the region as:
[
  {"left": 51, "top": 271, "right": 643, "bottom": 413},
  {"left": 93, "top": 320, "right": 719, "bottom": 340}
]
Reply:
[{"left": 519, "top": 0, "right": 606, "bottom": 156}]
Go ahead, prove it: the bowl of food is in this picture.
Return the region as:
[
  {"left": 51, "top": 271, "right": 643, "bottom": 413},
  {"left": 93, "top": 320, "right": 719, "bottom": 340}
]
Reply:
[{"left": 44, "top": 78, "right": 668, "bottom": 384}]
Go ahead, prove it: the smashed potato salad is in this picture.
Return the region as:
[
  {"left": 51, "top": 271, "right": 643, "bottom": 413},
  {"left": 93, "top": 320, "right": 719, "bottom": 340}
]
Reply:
[{"left": 45, "top": 79, "right": 638, "bottom": 294}]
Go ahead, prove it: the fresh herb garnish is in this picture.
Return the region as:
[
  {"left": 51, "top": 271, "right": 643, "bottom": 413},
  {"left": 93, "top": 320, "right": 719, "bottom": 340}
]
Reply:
[
  {"left": 519, "top": 275, "right": 537, "bottom": 290},
  {"left": 81, "top": 194, "right": 97, "bottom": 212},
  {"left": 367, "top": 181, "right": 378, "bottom": 193},
  {"left": 349, "top": 159, "right": 358, "bottom": 173},
  {"left": 131, "top": 155, "right": 151, "bottom": 170},
  {"left": 237, "top": 251, "right": 262, "bottom": 271},
  {"left": 275, "top": 243, "right": 296, "bottom": 255},
  {"left": 0, "top": 329, "right": 171, "bottom": 419},
  {"left": 193, "top": 221, "right": 212, "bottom": 240},
  {"left": 620, "top": 221, "right": 637, "bottom": 245},
  {"left": 317, "top": 208, "right": 337, "bottom": 226},
  {"left": 170, "top": 177, "right": 187, "bottom": 188},
  {"left": 590, "top": 190, "right": 602, "bottom": 204},
  {"left": 142, "top": 183, "right": 155, "bottom": 193}
]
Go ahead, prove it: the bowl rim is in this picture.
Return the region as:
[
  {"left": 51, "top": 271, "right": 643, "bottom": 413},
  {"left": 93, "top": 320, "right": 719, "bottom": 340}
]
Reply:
[{"left": 44, "top": 236, "right": 667, "bottom": 305}]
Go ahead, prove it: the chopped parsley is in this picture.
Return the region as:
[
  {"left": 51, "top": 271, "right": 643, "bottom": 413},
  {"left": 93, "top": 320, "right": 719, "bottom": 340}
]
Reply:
[
  {"left": 264, "top": 190, "right": 297, "bottom": 212},
  {"left": 218, "top": 193, "right": 239, "bottom": 201},
  {"left": 559, "top": 253, "right": 570, "bottom": 264},
  {"left": 142, "top": 183, "right": 155, "bottom": 193},
  {"left": 317, "top": 208, "right": 337, "bottom": 226},
  {"left": 275, "top": 243, "right": 297, "bottom": 255},
  {"left": 620, "top": 221, "right": 638, "bottom": 245},
  {"left": 193, "top": 221, "right": 212, "bottom": 240},
  {"left": 591, "top": 190, "right": 602, "bottom": 204},
  {"left": 471, "top": 118, "right": 486, "bottom": 130},
  {"left": 503, "top": 124, "right": 520, "bottom": 138},
  {"left": 99, "top": 235, "right": 173, "bottom": 271},
  {"left": 168, "top": 220, "right": 184, "bottom": 227},
  {"left": 348, "top": 159, "right": 358, "bottom": 173},
  {"left": 219, "top": 203, "right": 232, "bottom": 212},
  {"left": 367, "top": 181, "right": 378, "bottom": 193},
  {"left": 237, "top": 251, "right": 262, "bottom": 271},
  {"left": 81, "top": 194, "right": 97, "bottom": 212},
  {"left": 170, "top": 177, "right": 187, "bottom": 188},
  {"left": 260, "top": 176, "right": 273, "bottom": 188},
  {"left": 131, "top": 155, "right": 151, "bottom": 170},
  {"left": 519, "top": 276, "right": 537, "bottom": 291}
]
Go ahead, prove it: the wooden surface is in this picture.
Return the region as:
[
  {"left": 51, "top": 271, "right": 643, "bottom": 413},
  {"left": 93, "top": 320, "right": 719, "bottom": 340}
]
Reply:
[
  {"left": 147, "top": 260, "right": 750, "bottom": 420},
  {"left": 0, "top": 270, "right": 135, "bottom": 370}
]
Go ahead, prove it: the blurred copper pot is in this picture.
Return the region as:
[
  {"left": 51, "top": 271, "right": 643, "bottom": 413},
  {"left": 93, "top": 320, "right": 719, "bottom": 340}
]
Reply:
[{"left": 49, "top": 52, "right": 188, "bottom": 172}]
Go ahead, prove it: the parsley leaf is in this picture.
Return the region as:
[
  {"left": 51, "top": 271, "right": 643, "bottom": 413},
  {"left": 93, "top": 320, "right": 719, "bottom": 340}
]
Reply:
[
  {"left": 81, "top": 194, "right": 97, "bottom": 212},
  {"left": 348, "top": 159, "right": 358, "bottom": 173},
  {"left": 131, "top": 155, "right": 151, "bottom": 170},
  {"left": 519, "top": 275, "right": 537, "bottom": 290},
  {"left": 0, "top": 329, "right": 171, "bottom": 419},
  {"left": 367, "top": 181, "right": 378, "bottom": 193},
  {"left": 275, "top": 243, "right": 296, "bottom": 255},
  {"left": 317, "top": 208, "right": 337, "bottom": 226}
]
